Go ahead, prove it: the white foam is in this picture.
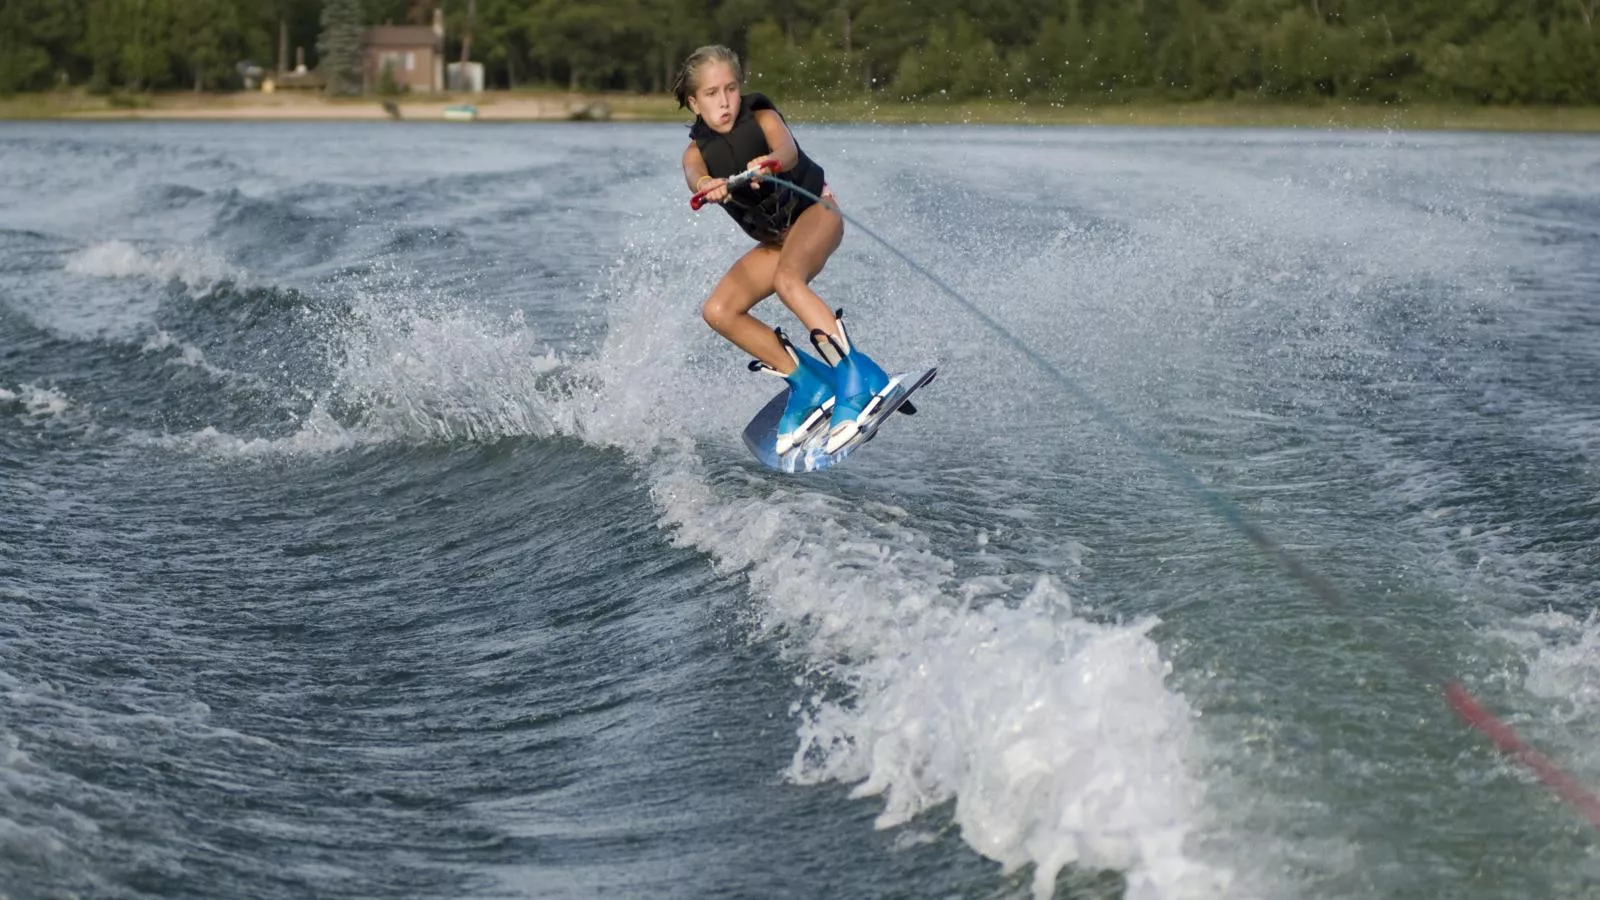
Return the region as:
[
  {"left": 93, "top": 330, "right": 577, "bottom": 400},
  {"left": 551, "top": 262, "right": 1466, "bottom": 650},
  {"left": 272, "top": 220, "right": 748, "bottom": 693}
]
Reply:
[
  {"left": 64, "top": 240, "right": 233, "bottom": 290},
  {"left": 1522, "top": 612, "right": 1600, "bottom": 719},
  {"left": 1499, "top": 612, "right": 1600, "bottom": 762},
  {"left": 120, "top": 194, "right": 1235, "bottom": 894},
  {"left": 1, "top": 382, "right": 74, "bottom": 420},
  {"left": 141, "top": 330, "right": 234, "bottom": 379},
  {"left": 140, "top": 330, "right": 184, "bottom": 354},
  {"left": 1366, "top": 426, "right": 1600, "bottom": 788},
  {"left": 138, "top": 407, "right": 366, "bottom": 458},
  {"left": 797, "top": 584, "right": 1224, "bottom": 900},
  {"left": 139, "top": 284, "right": 569, "bottom": 459},
  {"left": 1528, "top": 411, "right": 1600, "bottom": 465},
  {"left": 329, "top": 301, "right": 564, "bottom": 445},
  {"left": 1470, "top": 611, "right": 1600, "bottom": 808},
  {"left": 648, "top": 459, "right": 1229, "bottom": 897},
  {"left": 563, "top": 229, "right": 1235, "bottom": 898}
]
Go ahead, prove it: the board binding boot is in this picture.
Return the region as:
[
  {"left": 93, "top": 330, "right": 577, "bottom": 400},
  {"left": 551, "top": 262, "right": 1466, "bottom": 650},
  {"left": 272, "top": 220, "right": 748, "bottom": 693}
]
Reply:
[
  {"left": 750, "top": 327, "right": 836, "bottom": 455},
  {"left": 810, "top": 310, "right": 900, "bottom": 454}
]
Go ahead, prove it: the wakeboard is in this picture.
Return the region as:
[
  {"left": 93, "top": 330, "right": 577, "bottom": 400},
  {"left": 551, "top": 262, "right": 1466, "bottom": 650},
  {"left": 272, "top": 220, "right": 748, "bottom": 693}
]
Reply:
[{"left": 742, "top": 367, "right": 938, "bottom": 473}]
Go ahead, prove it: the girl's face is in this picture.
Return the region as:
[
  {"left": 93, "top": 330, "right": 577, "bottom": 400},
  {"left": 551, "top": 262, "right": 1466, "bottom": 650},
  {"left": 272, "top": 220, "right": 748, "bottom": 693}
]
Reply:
[{"left": 687, "top": 62, "right": 740, "bottom": 134}]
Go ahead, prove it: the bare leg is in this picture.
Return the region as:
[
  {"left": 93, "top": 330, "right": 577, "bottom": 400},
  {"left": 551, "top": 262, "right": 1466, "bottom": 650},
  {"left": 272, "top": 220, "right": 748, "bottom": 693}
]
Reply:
[
  {"left": 701, "top": 244, "right": 790, "bottom": 370},
  {"left": 771, "top": 200, "right": 845, "bottom": 337}
]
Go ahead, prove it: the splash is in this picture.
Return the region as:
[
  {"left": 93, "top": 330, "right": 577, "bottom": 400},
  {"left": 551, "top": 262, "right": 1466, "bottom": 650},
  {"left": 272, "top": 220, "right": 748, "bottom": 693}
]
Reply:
[
  {"left": 644, "top": 460, "right": 1231, "bottom": 899},
  {"left": 140, "top": 330, "right": 236, "bottom": 380},
  {"left": 141, "top": 281, "right": 570, "bottom": 458},
  {"left": 569, "top": 230, "right": 1236, "bottom": 898},
  {"left": 1524, "top": 613, "right": 1600, "bottom": 725},
  {"left": 791, "top": 579, "right": 1225, "bottom": 900},
  {"left": 0, "top": 383, "right": 74, "bottom": 420},
  {"left": 135, "top": 407, "right": 367, "bottom": 459},
  {"left": 64, "top": 240, "right": 233, "bottom": 291},
  {"left": 1498, "top": 611, "right": 1600, "bottom": 777},
  {"left": 325, "top": 293, "right": 566, "bottom": 445}
]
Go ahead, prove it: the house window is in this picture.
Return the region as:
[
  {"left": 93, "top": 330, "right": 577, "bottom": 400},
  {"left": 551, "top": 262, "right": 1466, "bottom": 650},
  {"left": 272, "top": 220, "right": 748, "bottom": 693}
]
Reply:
[{"left": 405, "top": 52, "right": 416, "bottom": 72}]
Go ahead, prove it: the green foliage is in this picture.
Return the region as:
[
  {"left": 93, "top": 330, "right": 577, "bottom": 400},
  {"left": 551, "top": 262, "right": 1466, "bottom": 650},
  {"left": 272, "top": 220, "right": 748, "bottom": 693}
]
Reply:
[
  {"left": 173, "top": 0, "right": 247, "bottom": 90},
  {"left": 1259, "top": 7, "right": 1366, "bottom": 97},
  {"left": 890, "top": 16, "right": 1005, "bottom": 100},
  {"left": 319, "top": 0, "right": 365, "bottom": 95},
  {"left": 0, "top": 0, "right": 90, "bottom": 93},
  {"left": 0, "top": 31, "right": 50, "bottom": 95},
  {"left": 375, "top": 58, "right": 402, "bottom": 94},
  {"left": 107, "top": 90, "right": 153, "bottom": 107},
  {"left": 1, "top": 0, "right": 1596, "bottom": 104},
  {"left": 748, "top": 21, "right": 828, "bottom": 98}
]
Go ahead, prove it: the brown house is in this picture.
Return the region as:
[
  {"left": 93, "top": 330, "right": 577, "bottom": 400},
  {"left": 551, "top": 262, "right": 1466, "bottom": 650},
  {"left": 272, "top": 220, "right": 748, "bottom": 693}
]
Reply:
[{"left": 364, "top": 17, "right": 443, "bottom": 92}]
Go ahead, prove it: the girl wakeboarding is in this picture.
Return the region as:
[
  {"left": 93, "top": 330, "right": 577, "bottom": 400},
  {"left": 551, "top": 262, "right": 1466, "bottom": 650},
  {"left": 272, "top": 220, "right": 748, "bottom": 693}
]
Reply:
[{"left": 675, "top": 44, "right": 894, "bottom": 455}]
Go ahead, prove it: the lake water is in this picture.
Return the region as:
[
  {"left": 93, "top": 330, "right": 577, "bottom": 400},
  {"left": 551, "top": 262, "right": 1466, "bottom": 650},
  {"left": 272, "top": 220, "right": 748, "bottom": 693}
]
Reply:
[{"left": 1, "top": 119, "right": 1598, "bottom": 899}]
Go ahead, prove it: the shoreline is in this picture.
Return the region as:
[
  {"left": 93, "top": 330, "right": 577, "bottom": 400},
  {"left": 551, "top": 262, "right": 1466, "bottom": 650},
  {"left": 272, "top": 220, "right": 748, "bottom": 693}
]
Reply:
[{"left": 5, "top": 90, "right": 1600, "bottom": 132}]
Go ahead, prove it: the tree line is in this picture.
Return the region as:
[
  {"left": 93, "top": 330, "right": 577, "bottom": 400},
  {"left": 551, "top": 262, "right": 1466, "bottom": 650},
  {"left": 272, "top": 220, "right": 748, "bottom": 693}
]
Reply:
[{"left": 1, "top": 0, "right": 1596, "bottom": 104}]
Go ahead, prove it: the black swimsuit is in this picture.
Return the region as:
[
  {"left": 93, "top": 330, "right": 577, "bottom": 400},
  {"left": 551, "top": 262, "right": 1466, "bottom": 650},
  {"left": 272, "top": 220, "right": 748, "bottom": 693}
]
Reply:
[{"left": 692, "top": 93, "right": 827, "bottom": 245}]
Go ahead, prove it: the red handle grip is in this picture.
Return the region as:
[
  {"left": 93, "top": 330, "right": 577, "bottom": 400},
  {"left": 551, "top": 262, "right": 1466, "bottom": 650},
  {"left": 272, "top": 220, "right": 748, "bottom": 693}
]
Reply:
[{"left": 689, "top": 159, "right": 780, "bottom": 210}]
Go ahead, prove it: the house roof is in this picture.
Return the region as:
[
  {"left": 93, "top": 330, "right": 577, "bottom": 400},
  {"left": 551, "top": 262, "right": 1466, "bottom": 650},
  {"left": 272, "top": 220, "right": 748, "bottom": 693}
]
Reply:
[{"left": 365, "top": 25, "right": 439, "bottom": 49}]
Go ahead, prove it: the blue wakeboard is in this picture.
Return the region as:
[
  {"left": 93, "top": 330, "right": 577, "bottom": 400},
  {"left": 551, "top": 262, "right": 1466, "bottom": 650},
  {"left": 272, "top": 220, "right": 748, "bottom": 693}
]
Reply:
[{"left": 742, "top": 368, "right": 937, "bottom": 473}]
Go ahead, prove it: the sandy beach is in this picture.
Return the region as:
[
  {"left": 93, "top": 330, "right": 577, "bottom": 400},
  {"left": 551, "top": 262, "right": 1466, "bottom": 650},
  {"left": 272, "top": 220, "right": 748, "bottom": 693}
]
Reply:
[
  {"left": 46, "top": 90, "right": 667, "bottom": 122},
  {"left": 6, "top": 89, "right": 1600, "bottom": 132}
]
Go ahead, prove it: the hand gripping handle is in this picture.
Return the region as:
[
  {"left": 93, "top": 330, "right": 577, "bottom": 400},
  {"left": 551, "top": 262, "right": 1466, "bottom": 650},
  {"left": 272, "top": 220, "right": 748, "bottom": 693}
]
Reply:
[{"left": 689, "top": 159, "right": 780, "bottom": 210}]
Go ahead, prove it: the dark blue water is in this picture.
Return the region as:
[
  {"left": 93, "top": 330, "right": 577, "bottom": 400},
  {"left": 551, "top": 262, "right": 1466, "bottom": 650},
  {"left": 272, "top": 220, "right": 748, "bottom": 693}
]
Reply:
[{"left": 1, "top": 121, "right": 1598, "bottom": 900}]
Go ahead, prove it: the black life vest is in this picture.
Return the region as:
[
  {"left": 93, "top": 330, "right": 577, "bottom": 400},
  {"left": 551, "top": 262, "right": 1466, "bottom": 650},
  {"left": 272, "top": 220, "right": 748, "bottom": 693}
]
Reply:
[{"left": 691, "top": 92, "right": 826, "bottom": 244}]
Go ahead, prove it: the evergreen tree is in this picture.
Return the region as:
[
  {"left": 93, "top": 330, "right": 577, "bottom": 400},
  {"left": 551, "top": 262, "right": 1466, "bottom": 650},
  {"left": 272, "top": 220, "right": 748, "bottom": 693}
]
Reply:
[
  {"left": 3, "top": 0, "right": 1599, "bottom": 105},
  {"left": 0, "top": 1, "right": 52, "bottom": 94},
  {"left": 173, "top": 0, "right": 246, "bottom": 91},
  {"left": 318, "top": 0, "right": 365, "bottom": 95}
]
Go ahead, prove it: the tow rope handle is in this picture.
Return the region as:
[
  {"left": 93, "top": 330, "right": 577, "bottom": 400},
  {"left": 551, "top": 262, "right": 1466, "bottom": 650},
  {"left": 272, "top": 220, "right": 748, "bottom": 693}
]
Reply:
[{"left": 690, "top": 159, "right": 781, "bottom": 210}]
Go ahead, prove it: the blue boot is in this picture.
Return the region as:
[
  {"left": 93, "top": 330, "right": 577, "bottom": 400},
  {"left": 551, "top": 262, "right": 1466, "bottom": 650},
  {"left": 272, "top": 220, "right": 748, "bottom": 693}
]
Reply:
[
  {"left": 753, "top": 329, "right": 836, "bottom": 455},
  {"left": 809, "top": 311, "right": 896, "bottom": 453}
]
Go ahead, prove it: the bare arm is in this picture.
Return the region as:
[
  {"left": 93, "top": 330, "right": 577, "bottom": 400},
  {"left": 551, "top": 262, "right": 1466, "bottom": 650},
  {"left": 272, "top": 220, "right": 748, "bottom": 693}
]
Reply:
[
  {"left": 684, "top": 140, "right": 735, "bottom": 204},
  {"left": 750, "top": 109, "right": 799, "bottom": 172},
  {"left": 683, "top": 142, "right": 712, "bottom": 192}
]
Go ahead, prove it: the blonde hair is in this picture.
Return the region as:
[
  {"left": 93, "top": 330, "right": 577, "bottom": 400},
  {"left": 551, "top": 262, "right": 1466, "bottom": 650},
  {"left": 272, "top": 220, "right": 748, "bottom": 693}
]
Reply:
[{"left": 673, "top": 44, "right": 742, "bottom": 110}]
